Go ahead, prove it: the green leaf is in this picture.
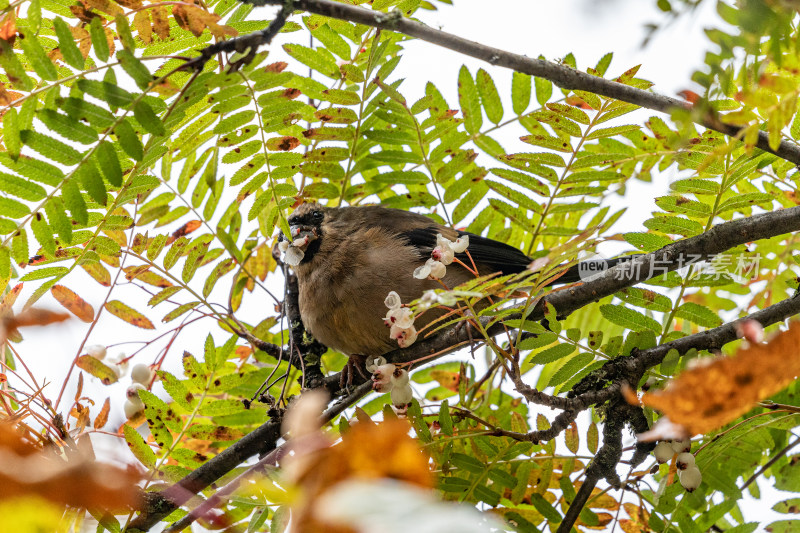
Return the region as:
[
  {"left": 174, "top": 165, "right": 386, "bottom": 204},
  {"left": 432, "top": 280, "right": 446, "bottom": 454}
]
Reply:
[
  {"left": 116, "top": 14, "right": 136, "bottom": 52},
  {"left": 476, "top": 68, "right": 503, "bottom": 124},
  {"left": 53, "top": 17, "right": 84, "bottom": 69},
  {"left": 89, "top": 16, "right": 110, "bottom": 62},
  {"left": 31, "top": 212, "right": 56, "bottom": 255},
  {"left": 0, "top": 172, "right": 46, "bottom": 201},
  {"left": 717, "top": 192, "right": 773, "bottom": 214},
  {"left": 534, "top": 76, "right": 552, "bottom": 106},
  {"left": 643, "top": 215, "right": 704, "bottom": 237},
  {"left": 458, "top": 66, "right": 482, "bottom": 134},
  {"left": 675, "top": 302, "right": 723, "bottom": 328},
  {"left": 511, "top": 71, "right": 531, "bottom": 115},
  {"left": 77, "top": 79, "right": 134, "bottom": 108},
  {"left": 75, "top": 355, "right": 118, "bottom": 385},
  {"left": 438, "top": 399, "right": 453, "bottom": 436},
  {"left": 20, "top": 130, "right": 82, "bottom": 165},
  {"left": 3, "top": 107, "right": 20, "bottom": 160},
  {"left": 0, "top": 40, "right": 34, "bottom": 91},
  {"left": 38, "top": 109, "right": 98, "bottom": 144},
  {"left": 115, "top": 119, "right": 144, "bottom": 161},
  {"left": 95, "top": 141, "right": 123, "bottom": 187},
  {"left": 134, "top": 101, "right": 166, "bottom": 136},
  {"left": 18, "top": 24, "right": 58, "bottom": 81},
  {"left": 77, "top": 161, "right": 107, "bottom": 205},
  {"left": 118, "top": 50, "right": 153, "bottom": 90},
  {"left": 528, "top": 343, "right": 575, "bottom": 365},
  {"left": 61, "top": 179, "right": 88, "bottom": 225},
  {"left": 123, "top": 424, "right": 156, "bottom": 469},
  {"left": 44, "top": 198, "right": 71, "bottom": 244},
  {"left": 283, "top": 44, "right": 339, "bottom": 78},
  {"left": 600, "top": 304, "right": 661, "bottom": 332}
]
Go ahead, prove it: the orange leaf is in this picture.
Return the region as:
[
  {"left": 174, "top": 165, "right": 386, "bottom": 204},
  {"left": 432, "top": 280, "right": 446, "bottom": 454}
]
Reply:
[
  {"left": 0, "top": 12, "right": 17, "bottom": 42},
  {"left": 565, "top": 95, "right": 593, "bottom": 109},
  {"left": 51, "top": 285, "right": 95, "bottom": 323},
  {"left": 677, "top": 89, "right": 700, "bottom": 104},
  {"left": 75, "top": 355, "right": 118, "bottom": 385},
  {"left": 265, "top": 61, "right": 288, "bottom": 73},
  {"left": 94, "top": 398, "right": 111, "bottom": 429},
  {"left": 166, "top": 220, "right": 201, "bottom": 245},
  {"left": 430, "top": 369, "right": 460, "bottom": 391},
  {"left": 104, "top": 300, "right": 154, "bottom": 329},
  {"left": 267, "top": 136, "right": 300, "bottom": 151},
  {"left": 0, "top": 422, "right": 140, "bottom": 510},
  {"left": 641, "top": 321, "right": 800, "bottom": 435}
]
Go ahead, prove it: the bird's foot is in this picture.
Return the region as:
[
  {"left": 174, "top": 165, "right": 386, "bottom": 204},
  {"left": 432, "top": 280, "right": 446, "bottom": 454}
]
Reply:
[{"left": 339, "top": 353, "right": 370, "bottom": 389}]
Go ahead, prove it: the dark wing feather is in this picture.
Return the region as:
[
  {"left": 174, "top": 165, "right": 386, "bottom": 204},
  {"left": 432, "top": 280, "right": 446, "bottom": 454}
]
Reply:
[{"left": 398, "top": 226, "right": 531, "bottom": 275}]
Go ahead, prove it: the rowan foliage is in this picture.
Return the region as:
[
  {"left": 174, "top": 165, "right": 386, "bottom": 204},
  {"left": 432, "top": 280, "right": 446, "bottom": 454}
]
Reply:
[{"left": 2, "top": 0, "right": 800, "bottom": 531}]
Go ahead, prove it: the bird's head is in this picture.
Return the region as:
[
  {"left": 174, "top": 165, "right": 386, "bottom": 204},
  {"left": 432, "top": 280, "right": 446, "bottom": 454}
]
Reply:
[{"left": 280, "top": 203, "right": 327, "bottom": 265}]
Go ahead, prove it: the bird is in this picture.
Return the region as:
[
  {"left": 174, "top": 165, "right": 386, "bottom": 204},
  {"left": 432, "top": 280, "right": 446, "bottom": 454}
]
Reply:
[{"left": 281, "top": 202, "right": 628, "bottom": 381}]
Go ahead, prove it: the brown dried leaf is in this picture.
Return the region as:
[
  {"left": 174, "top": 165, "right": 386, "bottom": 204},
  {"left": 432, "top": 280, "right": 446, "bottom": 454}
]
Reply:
[
  {"left": 104, "top": 300, "right": 154, "bottom": 329},
  {"left": 69, "top": 25, "right": 92, "bottom": 59},
  {"left": 51, "top": 285, "right": 95, "bottom": 323},
  {"left": 94, "top": 398, "right": 111, "bottom": 429},
  {"left": 151, "top": 5, "right": 170, "bottom": 40},
  {"left": 112, "top": 0, "right": 142, "bottom": 8},
  {"left": 0, "top": 422, "right": 140, "bottom": 510},
  {"left": 641, "top": 321, "right": 800, "bottom": 435},
  {"left": 69, "top": 1, "right": 100, "bottom": 24},
  {"left": 132, "top": 10, "right": 152, "bottom": 43},
  {"left": 84, "top": 0, "right": 123, "bottom": 16},
  {"left": 0, "top": 83, "right": 22, "bottom": 106}
]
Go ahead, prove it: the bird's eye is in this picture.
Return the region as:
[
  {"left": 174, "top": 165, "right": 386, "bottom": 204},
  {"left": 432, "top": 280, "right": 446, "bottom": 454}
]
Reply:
[{"left": 312, "top": 210, "right": 324, "bottom": 221}]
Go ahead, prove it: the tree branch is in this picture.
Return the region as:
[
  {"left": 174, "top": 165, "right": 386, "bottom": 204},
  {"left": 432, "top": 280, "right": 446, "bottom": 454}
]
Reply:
[
  {"left": 245, "top": 0, "right": 800, "bottom": 165},
  {"left": 127, "top": 206, "right": 800, "bottom": 531}
]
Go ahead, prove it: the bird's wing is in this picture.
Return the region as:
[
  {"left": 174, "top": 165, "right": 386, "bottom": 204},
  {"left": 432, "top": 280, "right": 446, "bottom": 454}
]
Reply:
[{"left": 398, "top": 225, "right": 532, "bottom": 275}]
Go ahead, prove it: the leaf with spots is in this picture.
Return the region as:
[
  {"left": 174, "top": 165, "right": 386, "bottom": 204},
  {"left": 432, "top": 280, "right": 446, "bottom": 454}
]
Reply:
[
  {"left": 105, "top": 300, "right": 155, "bottom": 329},
  {"left": 51, "top": 285, "right": 94, "bottom": 323}
]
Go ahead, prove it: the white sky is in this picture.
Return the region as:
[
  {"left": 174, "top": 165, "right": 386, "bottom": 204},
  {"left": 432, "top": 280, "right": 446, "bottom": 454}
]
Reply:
[{"left": 7, "top": 0, "right": 789, "bottom": 529}]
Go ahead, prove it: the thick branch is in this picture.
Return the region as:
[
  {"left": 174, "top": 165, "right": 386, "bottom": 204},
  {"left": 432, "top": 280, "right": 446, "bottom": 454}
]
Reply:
[
  {"left": 247, "top": 0, "right": 800, "bottom": 165},
  {"left": 127, "top": 206, "right": 800, "bottom": 531}
]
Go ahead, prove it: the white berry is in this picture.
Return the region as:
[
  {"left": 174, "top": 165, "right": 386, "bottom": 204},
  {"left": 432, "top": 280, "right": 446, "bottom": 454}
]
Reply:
[
  {"left": 124, "top": 397, "right": 144, "bottom": 419},
  {"left": 86, "top": 344, "right": 107, "bottom": 360},
  {"left": 131, "top": 364, "right": 154, "bottom": 385},
  {"left": 126, "top": 383, "right": 145, "bottom": 399},
  {"left": 676, "top": 452, "right": 695, "bottom": 470},
  {"left": 390, "top": 383, "right": 413, "bottom": 406},
  {"left": 654, "top": 441, "right": 674, "bottom": 464},
  {"left": 679, "top": 465, "right": 702, "bottom": 492},
  {"left": 670, "top": 438, "right": 691, "bottom": 454}
]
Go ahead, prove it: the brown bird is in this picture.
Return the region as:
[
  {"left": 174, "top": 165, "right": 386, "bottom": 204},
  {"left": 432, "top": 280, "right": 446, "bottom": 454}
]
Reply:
[{"left": 283, "top": 203, "right": 625, "bottom": 379}]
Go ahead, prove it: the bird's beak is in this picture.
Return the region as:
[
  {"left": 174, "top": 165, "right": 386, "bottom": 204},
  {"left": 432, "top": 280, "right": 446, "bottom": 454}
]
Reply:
[{"left": 287, "top": 224, "right": 319, "bottom": 250}]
